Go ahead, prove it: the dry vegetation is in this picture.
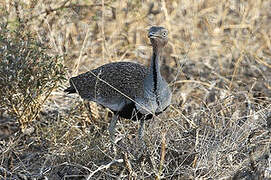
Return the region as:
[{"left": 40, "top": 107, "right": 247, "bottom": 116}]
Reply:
[{"left": 0, "top": 0, "right": 271, "bottom": 179}]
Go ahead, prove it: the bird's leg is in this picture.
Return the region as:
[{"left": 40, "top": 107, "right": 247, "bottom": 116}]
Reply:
[
  {"left": 138, "top": 119, "right": 145, "bottom": 140},
  {"left": 137, "top": 118, "right": 148, "bottom": 155},
  {"left": 109, "top": 114, "right": 118, "bottom": 157},
  {"left": 83, "top": 101, "right": 92, "bottom": 121},
  {"left": 109, "top": 114, "right": 118, "bottom": 142}
]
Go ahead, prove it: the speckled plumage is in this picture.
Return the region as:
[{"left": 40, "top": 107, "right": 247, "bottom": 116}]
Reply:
[
  {"left": 66, "top": 62, "right": 149, "bottom": 114},
  {"left": 70, "top": 62, "right": 148, "bottom": 98}
]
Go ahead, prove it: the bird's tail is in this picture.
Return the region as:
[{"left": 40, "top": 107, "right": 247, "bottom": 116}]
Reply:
[{"left": 64, "top": 86, "right": 76, "bottom": 94}]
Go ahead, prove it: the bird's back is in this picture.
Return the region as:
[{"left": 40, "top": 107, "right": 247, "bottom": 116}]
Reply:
[{"left": 67, "top": 62, "right": 148, "bottom": 111}]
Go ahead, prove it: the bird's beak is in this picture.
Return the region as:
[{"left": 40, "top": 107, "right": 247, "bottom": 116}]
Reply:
[{"left": 148, "top": 32, "right": 159, "bottom": 39}]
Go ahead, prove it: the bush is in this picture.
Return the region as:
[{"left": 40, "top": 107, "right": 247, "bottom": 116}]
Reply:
[{"left": 0, "top": 23, "right": 66, "bottom": 130}]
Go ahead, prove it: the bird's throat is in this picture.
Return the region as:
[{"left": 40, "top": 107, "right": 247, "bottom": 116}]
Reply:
[{"left": 150, "top": 51, "right": 162, "bottom": 106}]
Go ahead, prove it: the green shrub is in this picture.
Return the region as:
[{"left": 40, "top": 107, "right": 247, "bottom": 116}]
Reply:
[{"left": 0, "top": 23, "right": 66, "bottom": 130}]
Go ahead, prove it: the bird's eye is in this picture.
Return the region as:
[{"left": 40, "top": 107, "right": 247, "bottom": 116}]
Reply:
[{"left": 162, "top": 31, "right": 168, "bottom": 37}]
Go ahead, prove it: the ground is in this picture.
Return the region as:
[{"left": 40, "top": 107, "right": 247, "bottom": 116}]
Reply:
[{"left": 0, "top": 0, "right": 271, "bottom": 179}]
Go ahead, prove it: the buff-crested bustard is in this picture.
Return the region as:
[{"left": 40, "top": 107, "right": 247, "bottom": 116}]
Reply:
[{"left": 65, "top": 26, "right": 172, "bottom": 140}]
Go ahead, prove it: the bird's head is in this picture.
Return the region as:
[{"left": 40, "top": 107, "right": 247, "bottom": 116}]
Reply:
[{"left": 148, "top": 26, "right": 168, "bottom": 48}]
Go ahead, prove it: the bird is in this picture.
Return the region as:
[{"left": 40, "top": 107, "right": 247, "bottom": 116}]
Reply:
[{"left": 64, "top": 26, "right": 172, "bottom": 140}]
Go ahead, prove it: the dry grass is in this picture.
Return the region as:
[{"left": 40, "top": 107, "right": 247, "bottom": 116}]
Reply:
[{"left": 1, "top": 0, "right": 271, "bottom": 179}]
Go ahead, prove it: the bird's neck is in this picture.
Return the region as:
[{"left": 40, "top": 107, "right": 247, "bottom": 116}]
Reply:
[
  {"left": 148, "top": 45, "right": 163, "bottom": 97},
  {"left": 138, "top": 44, "right": 164, "bottom": 113},
  {"left": 150, "top": 49, "right": 162, "bottom": 81}
]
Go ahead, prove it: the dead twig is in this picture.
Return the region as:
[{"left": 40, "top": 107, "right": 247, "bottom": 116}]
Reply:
[{"left": 86, "top": 159, "right": 123, "bottom": 179}]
